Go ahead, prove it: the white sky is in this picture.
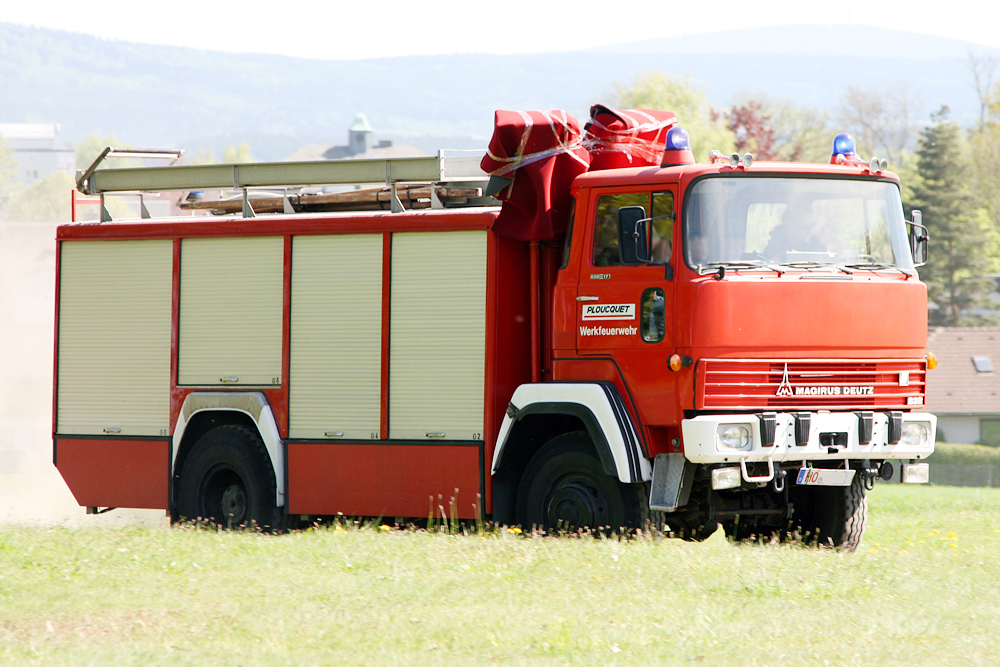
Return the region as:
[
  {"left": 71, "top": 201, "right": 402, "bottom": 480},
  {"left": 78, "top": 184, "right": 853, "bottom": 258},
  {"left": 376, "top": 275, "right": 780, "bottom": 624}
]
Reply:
[{"left": 5, "top": 0, "right": 1000, "bottom": 60}]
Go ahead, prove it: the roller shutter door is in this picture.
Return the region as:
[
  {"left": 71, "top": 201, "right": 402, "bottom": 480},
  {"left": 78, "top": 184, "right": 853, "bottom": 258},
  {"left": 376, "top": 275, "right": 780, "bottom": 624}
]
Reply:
[
  {"left": 390, "top": 230, "right": 486, "bottom": 440},
  {"left": 289, "top": 234, "right": 383, "bottom": 439},
  {"left": 57, "top": 239, "right": 172, "bottom": 435},
  {"left": 179, "top": 236, "right": 283, "bottom": 386}
]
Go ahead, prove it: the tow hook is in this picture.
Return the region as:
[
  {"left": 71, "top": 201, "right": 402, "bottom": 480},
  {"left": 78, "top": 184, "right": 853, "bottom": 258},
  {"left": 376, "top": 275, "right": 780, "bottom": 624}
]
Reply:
[
  {"left": 772, "top": 465, "right": 786, "bottom": 493},
  {"left": 860, "top": 464, "right": 879, "bottom": 490}
]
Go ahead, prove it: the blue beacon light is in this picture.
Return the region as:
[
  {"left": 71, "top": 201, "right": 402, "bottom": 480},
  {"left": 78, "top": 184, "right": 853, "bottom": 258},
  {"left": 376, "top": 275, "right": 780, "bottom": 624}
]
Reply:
[
  {"left": 666, "top": 127, "right": 691, "bottom": 150},
  {"left": 831, "top": 133, "right": 858, "bottom": 163},
  {"left": 662, "top": 126, "right": 695, "bottom": 167}
]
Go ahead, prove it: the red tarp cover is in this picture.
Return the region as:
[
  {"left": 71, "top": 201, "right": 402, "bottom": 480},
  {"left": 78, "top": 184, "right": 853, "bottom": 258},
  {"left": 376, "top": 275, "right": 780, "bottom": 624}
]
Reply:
[
  {"left": 481, "top": 110, "right": 590, "bottom": 242},
  {"left": 583, "top": 105, "right": 677, "bottom": 171}
]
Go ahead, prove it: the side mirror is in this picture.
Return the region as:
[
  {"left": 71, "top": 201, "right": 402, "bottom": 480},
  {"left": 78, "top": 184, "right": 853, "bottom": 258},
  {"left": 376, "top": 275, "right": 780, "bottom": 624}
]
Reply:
[
  {"left": 908, "top": 210, "right": 928, "bottom": 267},
  {"left": 617, "top": 206, "right": 649, "bottom": 265}
]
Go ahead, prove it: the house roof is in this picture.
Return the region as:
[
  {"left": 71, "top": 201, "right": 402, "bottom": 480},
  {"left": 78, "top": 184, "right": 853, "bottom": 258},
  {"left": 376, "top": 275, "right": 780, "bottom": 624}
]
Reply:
[
  {"left": 0, "top": 123, "right": 61, "bottom": 140},
  {"left": 926, "top": 327, "right": 1000, "bottom": 414},
  {"left": 281, "top": 112, "right": 427, "bottom": 162},
  {"left": 282, "top": 143, "right": 427, "bottom": 162}
]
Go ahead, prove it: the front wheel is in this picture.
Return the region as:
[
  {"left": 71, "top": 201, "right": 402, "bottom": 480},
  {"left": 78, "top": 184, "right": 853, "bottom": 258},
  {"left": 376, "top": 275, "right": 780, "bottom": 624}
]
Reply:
[
  {"left": 516, "top": 432, "right": 647, "bottom": 534},
  {"left": 791, "top": 473, "right": 867, "bottom": 551},
  {"left": 176, "top": 425, "right": 281, "bottom": 531}
]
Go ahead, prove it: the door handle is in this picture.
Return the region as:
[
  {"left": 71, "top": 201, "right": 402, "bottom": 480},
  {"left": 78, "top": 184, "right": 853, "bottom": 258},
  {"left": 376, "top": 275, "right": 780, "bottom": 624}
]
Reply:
[{"left": 577, "top": 296, "right": 599, "bottom": 301}]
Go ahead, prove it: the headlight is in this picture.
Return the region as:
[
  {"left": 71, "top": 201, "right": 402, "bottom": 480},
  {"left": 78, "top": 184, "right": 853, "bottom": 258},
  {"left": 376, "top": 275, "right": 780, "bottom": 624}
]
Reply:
[
  {"left": 902, "top": 463, "right": 930, "bottom": 484},
  {"left": 712, "top": 467, "right": 742, "bottom": 490},
  {"left": 717, "top": 424, "right": 751, "bottom": 451},
  {"left": 900, "top": 422, "right": 930, "bottom": 446}
]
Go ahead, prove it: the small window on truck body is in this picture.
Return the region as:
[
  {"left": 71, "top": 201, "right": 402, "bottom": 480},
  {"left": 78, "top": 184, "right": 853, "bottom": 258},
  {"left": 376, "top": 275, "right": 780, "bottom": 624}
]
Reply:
[
  {"left": 592, "top": 191, "right": 674, "bottom": 267},
  {"left": 641, "top": 287, "right": 666, "bottom": 342}
]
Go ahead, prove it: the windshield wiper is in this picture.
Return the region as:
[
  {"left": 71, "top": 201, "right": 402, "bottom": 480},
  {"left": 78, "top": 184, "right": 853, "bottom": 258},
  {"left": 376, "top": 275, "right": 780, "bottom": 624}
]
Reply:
[
  {"left": 698, "top": 260, "right": 785, "bottom": 276},
  {"left": 782, "top": 261, "right": 854, "bottom": 275},
  {"left": 840, "top": 262, "right": 898, "bottom": 271}
]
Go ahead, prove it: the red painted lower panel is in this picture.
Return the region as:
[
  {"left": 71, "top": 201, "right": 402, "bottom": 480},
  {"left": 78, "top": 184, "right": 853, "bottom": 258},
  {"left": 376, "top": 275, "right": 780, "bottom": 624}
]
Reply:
[
  {"left": 384, "top": 445, "right": 481, "bottom": 519},
  {"left": 56, "top": 438, "right": 169, "bottom": 509},
  {"left": 287, "top": 443, "right": 481, "bottom": 519}
]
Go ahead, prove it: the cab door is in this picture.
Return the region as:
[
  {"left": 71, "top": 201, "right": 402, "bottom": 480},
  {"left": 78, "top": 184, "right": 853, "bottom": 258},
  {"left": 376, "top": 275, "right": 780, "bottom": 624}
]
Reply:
[{"left": 576, "top": 189, "right": 677, "bottom": 425}]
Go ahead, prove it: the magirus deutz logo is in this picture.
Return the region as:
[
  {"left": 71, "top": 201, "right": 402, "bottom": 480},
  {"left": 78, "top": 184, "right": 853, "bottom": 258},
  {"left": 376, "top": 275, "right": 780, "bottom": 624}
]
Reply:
[{"left": 775, "top": 363, "right": 875, "bottom": 397}]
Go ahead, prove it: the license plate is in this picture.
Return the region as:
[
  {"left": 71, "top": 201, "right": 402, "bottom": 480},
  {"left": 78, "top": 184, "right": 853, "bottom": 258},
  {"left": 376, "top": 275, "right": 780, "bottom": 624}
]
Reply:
[{"left": 795, "top": 468, "right": 856, "bottom": 487}]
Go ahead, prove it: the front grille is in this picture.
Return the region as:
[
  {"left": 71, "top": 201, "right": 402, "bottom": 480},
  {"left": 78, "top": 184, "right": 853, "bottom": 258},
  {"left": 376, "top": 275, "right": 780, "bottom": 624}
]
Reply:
[{"left": 697, "top": 359, "right": 926, "bottom": 411}]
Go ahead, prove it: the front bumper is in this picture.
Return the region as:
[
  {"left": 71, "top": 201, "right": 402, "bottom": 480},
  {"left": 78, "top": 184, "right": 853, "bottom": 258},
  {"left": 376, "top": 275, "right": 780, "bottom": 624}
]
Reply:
[{"left": 681, "top": 411, "right": 935, "bottom": 464}]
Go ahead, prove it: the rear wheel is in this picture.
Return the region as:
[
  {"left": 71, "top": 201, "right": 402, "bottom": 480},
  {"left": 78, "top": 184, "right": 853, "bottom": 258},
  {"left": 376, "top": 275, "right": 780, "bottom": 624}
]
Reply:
[
  {"left": 176, "top": 425, "right": 281, "bottom": 531},
  {"left": 516, "top": 432, "right": 646, "bottom": 534}
]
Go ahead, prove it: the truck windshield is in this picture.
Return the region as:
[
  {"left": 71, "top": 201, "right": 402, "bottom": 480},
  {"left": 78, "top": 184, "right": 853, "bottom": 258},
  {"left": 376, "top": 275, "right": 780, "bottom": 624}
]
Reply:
[{"left": 683, "top": 176, "right": 914, "bottom": 272}]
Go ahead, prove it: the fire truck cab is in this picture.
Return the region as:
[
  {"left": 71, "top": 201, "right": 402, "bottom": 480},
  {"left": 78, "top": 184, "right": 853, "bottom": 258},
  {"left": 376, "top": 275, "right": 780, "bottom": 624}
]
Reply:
[{"left": 492, "top": 141, "right": 935, "bottom": 546}]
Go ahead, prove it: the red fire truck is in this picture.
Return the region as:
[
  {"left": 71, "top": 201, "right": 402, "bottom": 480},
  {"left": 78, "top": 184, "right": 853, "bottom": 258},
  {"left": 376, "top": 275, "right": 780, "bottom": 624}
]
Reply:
[{"left": 55, "top": 108, "right": 935, "bottom": 549}]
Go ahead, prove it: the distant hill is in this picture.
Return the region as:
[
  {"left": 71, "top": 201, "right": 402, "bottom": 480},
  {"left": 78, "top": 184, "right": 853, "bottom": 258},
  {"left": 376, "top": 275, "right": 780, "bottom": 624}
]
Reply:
[
  {"left": 0, "top": 22, "right": 994, "bottom": 161},
  {"left": 593, "top": 24, "right": 992, "bottom": 60}
]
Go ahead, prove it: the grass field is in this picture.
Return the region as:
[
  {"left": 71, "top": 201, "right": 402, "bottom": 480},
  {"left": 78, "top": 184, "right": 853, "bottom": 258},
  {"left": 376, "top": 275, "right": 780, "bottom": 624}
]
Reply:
[{"left": 1, "top": 484, "right": 998, "bottom": 666}]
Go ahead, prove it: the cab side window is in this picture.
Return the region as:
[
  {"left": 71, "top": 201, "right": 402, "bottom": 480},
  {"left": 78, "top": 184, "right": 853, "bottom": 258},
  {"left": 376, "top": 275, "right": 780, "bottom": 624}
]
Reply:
[
  {"left": 592, "top": 191, "right": 674, "bottom": 266},
  {"left": 593, "top": 193, "right": 647, "bottom": 267}
]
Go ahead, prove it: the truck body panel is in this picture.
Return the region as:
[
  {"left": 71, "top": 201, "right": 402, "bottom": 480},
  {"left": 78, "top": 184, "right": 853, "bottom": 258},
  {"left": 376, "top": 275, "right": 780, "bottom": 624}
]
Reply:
[{"left": 54, "top": 209, "right": 529, "bottom": 519}]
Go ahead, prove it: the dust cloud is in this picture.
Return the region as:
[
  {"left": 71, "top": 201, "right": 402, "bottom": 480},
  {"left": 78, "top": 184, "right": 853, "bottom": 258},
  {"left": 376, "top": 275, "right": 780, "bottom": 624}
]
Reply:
[{"left": 0, "top": 220, "right": 166, "bottom": 526}]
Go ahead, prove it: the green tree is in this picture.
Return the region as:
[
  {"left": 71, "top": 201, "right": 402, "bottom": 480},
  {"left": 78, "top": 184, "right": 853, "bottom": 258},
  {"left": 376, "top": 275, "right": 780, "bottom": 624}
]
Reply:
[
  {"left": 191, "top": 148, "right": 218, "bottom": 165},
  {"left": 909, "top": 106, "right": 997, "bottom": 326},
  {"left": 728, "top": 94, "right": 832, "bottom": 162},
  {"left": 190, "top": 143, "right": 255, "bottom": 165},
  {"left": 3, "top": 172, "right": 75, "bottom": 222},
  {"left": 837, "top": 82, "right": 919, "bottom": 166},
  {"left": 222, "top": 142, "right": 255, "bottom": 163},
  {"left": 968, "top": 83, "right": 1000, "bottom": 237},
  {"left": 613, "top": 72, "right": 734, "bottom": 161},
  {"left": 968, "top": 51, "right": 999, "bottom": 130},
  {"left": 74, "top": 134, "right": 131, "bottom": 172}
]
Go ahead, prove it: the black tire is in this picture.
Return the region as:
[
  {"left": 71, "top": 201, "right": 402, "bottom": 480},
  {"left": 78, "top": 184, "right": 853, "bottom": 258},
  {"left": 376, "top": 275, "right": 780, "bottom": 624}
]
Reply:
[
  {"left": 722, "top": 518, "right": 779, "bottom": 544},
  {"left": 793, "top": 473, "right": 867, "bottom": 551},
  {"left": 176, "top": 425, "right": 281, "bottom": 531},
  {"left": 516, "top": 432, "right": 647, "bottom": 534}
]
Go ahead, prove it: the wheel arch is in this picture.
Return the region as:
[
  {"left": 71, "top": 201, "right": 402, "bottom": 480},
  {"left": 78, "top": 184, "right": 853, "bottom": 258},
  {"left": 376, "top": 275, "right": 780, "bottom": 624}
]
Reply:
[
  {"left": 491, "top": 383, "right": 651, "bottom": 524},
  {"left": 494, "top": 406, "right": 617, "bottom": 480},
  {"left": 172, "top": 392, "right": 284, "bottom": 508}
]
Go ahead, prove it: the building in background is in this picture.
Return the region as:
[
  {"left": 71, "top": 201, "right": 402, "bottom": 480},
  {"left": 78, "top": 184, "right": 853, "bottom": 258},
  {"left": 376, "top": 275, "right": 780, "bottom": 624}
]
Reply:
[
  {"left": 0, "top": 123, "right": 76, "bottom": 187},
  {"left": 283, "top": 113, "right": 427, "bottom": 162},
  {"left": 926, "top": 327, "right": 1000, "bottom": 444}
]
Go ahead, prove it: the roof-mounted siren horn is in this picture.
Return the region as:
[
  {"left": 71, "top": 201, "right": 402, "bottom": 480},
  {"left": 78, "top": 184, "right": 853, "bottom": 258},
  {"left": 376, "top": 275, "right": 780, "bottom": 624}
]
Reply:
[
  {"left": 661, "top": 127, "right": 696, "bottom": 167},
  {"left": 830, "top": 132, "right": 858, "bottom": 165},
  {"left": 869, "top": 156, "right": 889, "bottom": 174}
]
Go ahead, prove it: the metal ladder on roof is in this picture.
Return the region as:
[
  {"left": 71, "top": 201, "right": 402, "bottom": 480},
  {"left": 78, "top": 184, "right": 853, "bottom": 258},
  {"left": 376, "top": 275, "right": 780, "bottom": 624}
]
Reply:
[{"left": 76, "top": 148, "right": 491, "bottom": 221}]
